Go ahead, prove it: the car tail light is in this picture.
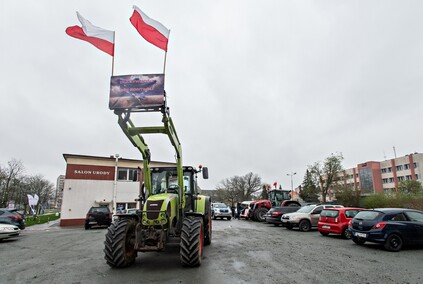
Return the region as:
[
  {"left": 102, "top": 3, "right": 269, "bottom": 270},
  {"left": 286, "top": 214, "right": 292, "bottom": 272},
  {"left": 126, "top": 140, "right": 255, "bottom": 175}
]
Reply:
[
  {"left": 272, "top": 212, "right": 282, "bottom": 217},
  {"left": 348, "top": 220, "right": 352, "bottom": 227},
  {"left": 8, "top": 215, "right": 21, "bottom": 221},
  {"left": 334, "top": 218, "right": 338, "bottom": 223},
  {"left": 372, "top": 222, "right": 386, "bottom": 230},
  {"left": 319, "top": 217, "right": 322, "bottom": 221}
]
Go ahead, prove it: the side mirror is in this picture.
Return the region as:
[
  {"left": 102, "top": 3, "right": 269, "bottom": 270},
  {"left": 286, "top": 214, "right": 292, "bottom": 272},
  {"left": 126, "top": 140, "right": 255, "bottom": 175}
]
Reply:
[{"left": 202, "top": 167, "right": 209, "bottom": 179}]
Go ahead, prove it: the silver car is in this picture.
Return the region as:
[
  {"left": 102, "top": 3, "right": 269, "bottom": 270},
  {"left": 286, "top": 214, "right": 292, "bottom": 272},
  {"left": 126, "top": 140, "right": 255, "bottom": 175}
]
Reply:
[
  {"left": 212, "top": 203, "right": 232, "bottom": 220},
  {"left": 281, "top": 204, "right": 344, "bottom": 231}
]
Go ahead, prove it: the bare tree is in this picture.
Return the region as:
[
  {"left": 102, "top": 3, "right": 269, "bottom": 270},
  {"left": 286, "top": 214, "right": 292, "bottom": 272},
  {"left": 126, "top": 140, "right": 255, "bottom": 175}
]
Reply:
[
  {"left": 215, "top": 172, "right": 262, "bottom": 205},
  {"left": 0, "top": 159, "right": 25, "bottom": 207},
  {"left": 309, "top": 153, "right": 344, "bottom": 203},
  {"left": 24, "top": 175, "right": 55, "bottom": 214}
]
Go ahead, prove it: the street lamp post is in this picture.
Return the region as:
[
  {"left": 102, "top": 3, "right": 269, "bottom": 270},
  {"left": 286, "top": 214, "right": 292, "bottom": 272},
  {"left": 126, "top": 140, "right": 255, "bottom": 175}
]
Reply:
[
  {"left": 113, "top": 154, "right": 120, "bottom": 215},
  {"left": 286, "top": 172, "right": 297, "bottom": 192}
]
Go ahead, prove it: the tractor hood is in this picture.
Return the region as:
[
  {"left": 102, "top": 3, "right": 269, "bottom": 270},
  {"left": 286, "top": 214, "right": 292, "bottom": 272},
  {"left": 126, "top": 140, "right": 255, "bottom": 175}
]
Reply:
[{"left": 142, "top": 193, "right": 178, "bottom": 226}]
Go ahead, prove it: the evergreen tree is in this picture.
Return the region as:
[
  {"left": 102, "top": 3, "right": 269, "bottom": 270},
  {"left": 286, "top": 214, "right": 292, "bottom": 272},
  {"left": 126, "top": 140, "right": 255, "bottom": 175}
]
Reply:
[{"left": 299, "top": 169, "right": 319, "bottom": 202}]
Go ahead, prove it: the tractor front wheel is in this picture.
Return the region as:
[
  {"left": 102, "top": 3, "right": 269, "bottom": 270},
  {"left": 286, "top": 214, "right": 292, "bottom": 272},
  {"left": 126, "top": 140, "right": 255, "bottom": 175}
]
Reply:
[
  {"left": 204, "top": 214, "right": 212, "bottom": 246},
  {"left": 180, "top": 217, "right": 204, "bottom": 267},
  {"left": 104, "top": 218, "right": 137, "bottom": 268},
  {"left": 254, "top": 208, "right": 268, "bottom": 222}
]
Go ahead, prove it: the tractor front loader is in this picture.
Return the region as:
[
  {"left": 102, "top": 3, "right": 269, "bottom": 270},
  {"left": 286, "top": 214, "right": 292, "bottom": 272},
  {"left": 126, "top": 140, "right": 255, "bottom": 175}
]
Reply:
[{"left": 104, "top": 98, "right": 211, "bottom": 268}]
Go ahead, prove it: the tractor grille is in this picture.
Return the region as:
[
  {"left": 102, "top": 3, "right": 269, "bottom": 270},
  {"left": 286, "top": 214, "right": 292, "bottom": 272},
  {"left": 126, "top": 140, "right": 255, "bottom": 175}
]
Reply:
[{"left": 146, "top": 200, "right": 164, "bottom": 219}]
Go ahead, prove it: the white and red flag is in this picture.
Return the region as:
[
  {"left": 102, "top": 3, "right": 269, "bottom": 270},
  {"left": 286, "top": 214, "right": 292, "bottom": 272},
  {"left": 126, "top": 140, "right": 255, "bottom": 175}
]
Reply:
[
  {"left": 130, "top": 5, "right": 170, "bottom": 51},
  {"left": 66, "top": 12, "right": 115, "bottom": 56}
]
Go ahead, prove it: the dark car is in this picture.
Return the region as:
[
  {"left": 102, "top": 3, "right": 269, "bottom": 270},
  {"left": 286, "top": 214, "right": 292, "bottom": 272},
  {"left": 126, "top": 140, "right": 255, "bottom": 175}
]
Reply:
[
  {"left": 85, "top": 206, "right": 112, "bottom": 230},
  {"left": 318, "top": 207, "right": 364, "bottom": 239},
  {"left": 265, "top": 203, "right": 301, "bottom": 226},
  {"left": 349, "top": 208, "right": 423, "bottom": 252},
  {"left": 0, "top": 208, "right": 26, "bottom": 230}
]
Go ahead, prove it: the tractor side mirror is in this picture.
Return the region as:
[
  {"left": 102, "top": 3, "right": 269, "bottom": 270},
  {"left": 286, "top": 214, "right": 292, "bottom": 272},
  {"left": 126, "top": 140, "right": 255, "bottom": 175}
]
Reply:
[{"left": 202, "top": 167, "right": 209, "bottom": 179}]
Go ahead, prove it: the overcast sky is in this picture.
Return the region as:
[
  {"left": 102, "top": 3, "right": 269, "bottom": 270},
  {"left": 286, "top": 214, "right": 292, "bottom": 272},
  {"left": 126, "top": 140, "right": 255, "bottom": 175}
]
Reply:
[{"left": 1, "top": 1, "right": 422, "bottom": 190}]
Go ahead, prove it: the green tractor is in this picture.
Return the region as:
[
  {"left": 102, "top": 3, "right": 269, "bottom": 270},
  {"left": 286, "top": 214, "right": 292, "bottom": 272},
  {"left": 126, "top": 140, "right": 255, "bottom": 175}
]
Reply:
[{"left": 104, "top": 104, "right": 212, "bottom": 268}]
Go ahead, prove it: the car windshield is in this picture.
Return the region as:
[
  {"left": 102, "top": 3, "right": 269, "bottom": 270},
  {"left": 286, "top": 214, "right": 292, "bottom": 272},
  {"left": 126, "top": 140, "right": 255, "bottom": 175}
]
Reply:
[
  {"left": 321, "top": 210, "right": 339, "bottom": 217},
  {"left": 213, "top": 203, "right": 227, "bottom": 208},
  {"left": 297, "top": 205, "right": 315, "bottom": 213},
  {"left": 90, "top": 207, "right": 109, "bottom": 213},
  {"left": 354, "top": 211, "right": 380, "bottom": 220}
]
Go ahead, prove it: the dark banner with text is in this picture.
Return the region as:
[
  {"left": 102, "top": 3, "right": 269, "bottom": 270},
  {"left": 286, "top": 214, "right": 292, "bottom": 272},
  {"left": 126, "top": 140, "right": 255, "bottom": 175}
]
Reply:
[{"left": 109, "top": 74, "right": 165, "bottom": 110}]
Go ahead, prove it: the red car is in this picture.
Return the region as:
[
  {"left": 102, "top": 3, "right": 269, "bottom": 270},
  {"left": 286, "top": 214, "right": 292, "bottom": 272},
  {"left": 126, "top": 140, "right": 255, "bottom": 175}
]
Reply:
[{"left": 318, "top": 207, "right": 364, "bottom": 239}]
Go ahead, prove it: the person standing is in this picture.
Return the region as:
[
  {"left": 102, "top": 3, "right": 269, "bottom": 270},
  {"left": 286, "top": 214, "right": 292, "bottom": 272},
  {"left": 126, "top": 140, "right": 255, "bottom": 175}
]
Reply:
[{"left": 236, "top": 202, "right": 242, "bottom": 219}]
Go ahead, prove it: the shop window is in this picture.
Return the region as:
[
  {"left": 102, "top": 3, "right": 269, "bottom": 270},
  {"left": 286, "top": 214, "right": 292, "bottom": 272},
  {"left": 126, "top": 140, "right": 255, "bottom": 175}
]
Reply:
[{"left": 118, "top": 168, "right": 138, "bottom": 181}]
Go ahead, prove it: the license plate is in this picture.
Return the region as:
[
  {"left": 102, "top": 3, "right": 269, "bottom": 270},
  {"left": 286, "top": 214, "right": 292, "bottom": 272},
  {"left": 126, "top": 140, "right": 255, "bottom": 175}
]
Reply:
[
  {"left": 322, "top": 225, "right": 330, "bottom": 229},
  {"left": 354, "top": 232, "right": 366, "bottom": 238}
]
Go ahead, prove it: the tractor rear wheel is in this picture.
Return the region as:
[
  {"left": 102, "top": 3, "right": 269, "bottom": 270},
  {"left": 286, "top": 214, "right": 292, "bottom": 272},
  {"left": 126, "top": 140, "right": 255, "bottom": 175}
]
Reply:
[
  {"left": 104, "top": 219, "right": 137, "bottom": 268},
  {"left": 180, "top": 217, "right": 204, "bottom": 267},
  {"left": 254, "top": 208, "right": 268, "bottom": 222}
]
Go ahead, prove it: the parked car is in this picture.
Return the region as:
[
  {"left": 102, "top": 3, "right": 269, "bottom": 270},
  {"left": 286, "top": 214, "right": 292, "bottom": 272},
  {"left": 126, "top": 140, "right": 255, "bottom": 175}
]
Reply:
[
  {"left": 85, "top": 206, "right": 112, "bottom": 230},
  {"left": 0, "top": 208, "right": 26, "bottom": 229},
  {"left": 318, "top": 207, "right": 364, "bottom": 239},
  {"left": 211, "top": 203, "right": 232, "bottom": 220},
  {"left": 349, "top": 208, "right": 423, "bottom": 252},
  {"left": 239, "top": 201, "right": 253, "bottom": 219},
  {"left": 0, "top": 223, "right": 20, "bottom": 241},
  {"left": 281, "top": 204, "right": 344, "bottom": 232},
  {"left": 265, "top": 201, "right": 302, "bottom": 226}
]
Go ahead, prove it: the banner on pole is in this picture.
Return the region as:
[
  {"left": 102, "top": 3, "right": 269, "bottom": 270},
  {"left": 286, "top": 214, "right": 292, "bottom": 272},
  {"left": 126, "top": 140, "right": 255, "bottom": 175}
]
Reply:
[{"left": 109, "top": 74, "right": 165, "bottom": 110}]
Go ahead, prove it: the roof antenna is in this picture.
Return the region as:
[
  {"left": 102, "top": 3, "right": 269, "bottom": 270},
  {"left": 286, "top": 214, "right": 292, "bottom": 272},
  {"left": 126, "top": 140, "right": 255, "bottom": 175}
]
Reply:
[{"left": 393, "top": 146, "right": 397, "bottom": 158}]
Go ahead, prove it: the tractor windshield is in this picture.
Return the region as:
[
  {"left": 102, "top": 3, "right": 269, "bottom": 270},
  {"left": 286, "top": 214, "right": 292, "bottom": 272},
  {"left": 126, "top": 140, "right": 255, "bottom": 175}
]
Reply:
[
  {"left": 269, "top": 190, "right": 291, "bottom": 206},
  {"left": 151, "top": 168, "right": 193, "bottom": 195}
]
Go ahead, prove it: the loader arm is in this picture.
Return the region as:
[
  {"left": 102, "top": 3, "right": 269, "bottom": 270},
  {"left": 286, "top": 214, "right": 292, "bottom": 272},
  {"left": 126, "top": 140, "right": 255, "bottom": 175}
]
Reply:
[{"left": 114, "top": 109, "right": 185, "bottom": 211}]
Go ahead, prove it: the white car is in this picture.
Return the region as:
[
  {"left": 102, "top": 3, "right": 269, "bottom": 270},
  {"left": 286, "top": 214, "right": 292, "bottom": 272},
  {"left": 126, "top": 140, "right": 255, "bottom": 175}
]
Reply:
[{"left": 0, "top": 223, "right": 20, "bottom": 241}]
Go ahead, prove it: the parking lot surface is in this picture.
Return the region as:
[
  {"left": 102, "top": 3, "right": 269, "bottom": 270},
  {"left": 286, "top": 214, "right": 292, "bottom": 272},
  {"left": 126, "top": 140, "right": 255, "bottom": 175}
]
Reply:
[{"left": 1, "top": 219, "right": 422, "bottom": 283}]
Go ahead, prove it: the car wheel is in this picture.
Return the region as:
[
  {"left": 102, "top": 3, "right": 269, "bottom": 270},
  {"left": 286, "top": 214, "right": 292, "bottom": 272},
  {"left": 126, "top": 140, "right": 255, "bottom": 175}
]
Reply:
[
  {"left": 299, "top": 220, "right": 311, "bottom": 232},
  {"left": 273, "top": 224, "right": 280, "bottom": 227},
  {"left": 319, "top": 231, "right": 329, "bottom": 236},
  {"left": 352, "top": 236, "right": 366, "bottom": 245},
  {"left": 227, "top": 217, "right": 231, "bottom": 220},
  {"left": 342, "top": 228, "right": 352, "bottom": 239},
  {"left": 85, "top": 224, "right": 90, "bottom": 230},
  {"left": 384, "top": 234, "right": 403, "bottom": 252},
  {"left": 285, "top": 224, "right": 293, "bottom": 230}
]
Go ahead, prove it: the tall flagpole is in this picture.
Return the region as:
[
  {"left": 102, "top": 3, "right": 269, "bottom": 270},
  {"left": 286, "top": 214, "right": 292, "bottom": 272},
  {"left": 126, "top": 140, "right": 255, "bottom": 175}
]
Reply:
[
  {"left": 163, "top": 30, "right": 170, "bottom": 74},
  {"left": 111, "top": 32, "right": 116, "bottom": 76}
]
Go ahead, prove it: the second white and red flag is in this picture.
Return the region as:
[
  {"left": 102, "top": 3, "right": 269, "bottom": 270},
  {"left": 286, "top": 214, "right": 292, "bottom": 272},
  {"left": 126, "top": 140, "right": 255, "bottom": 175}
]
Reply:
[{"left": 130, "top": 5, "right": 170, "bottom": 51}]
